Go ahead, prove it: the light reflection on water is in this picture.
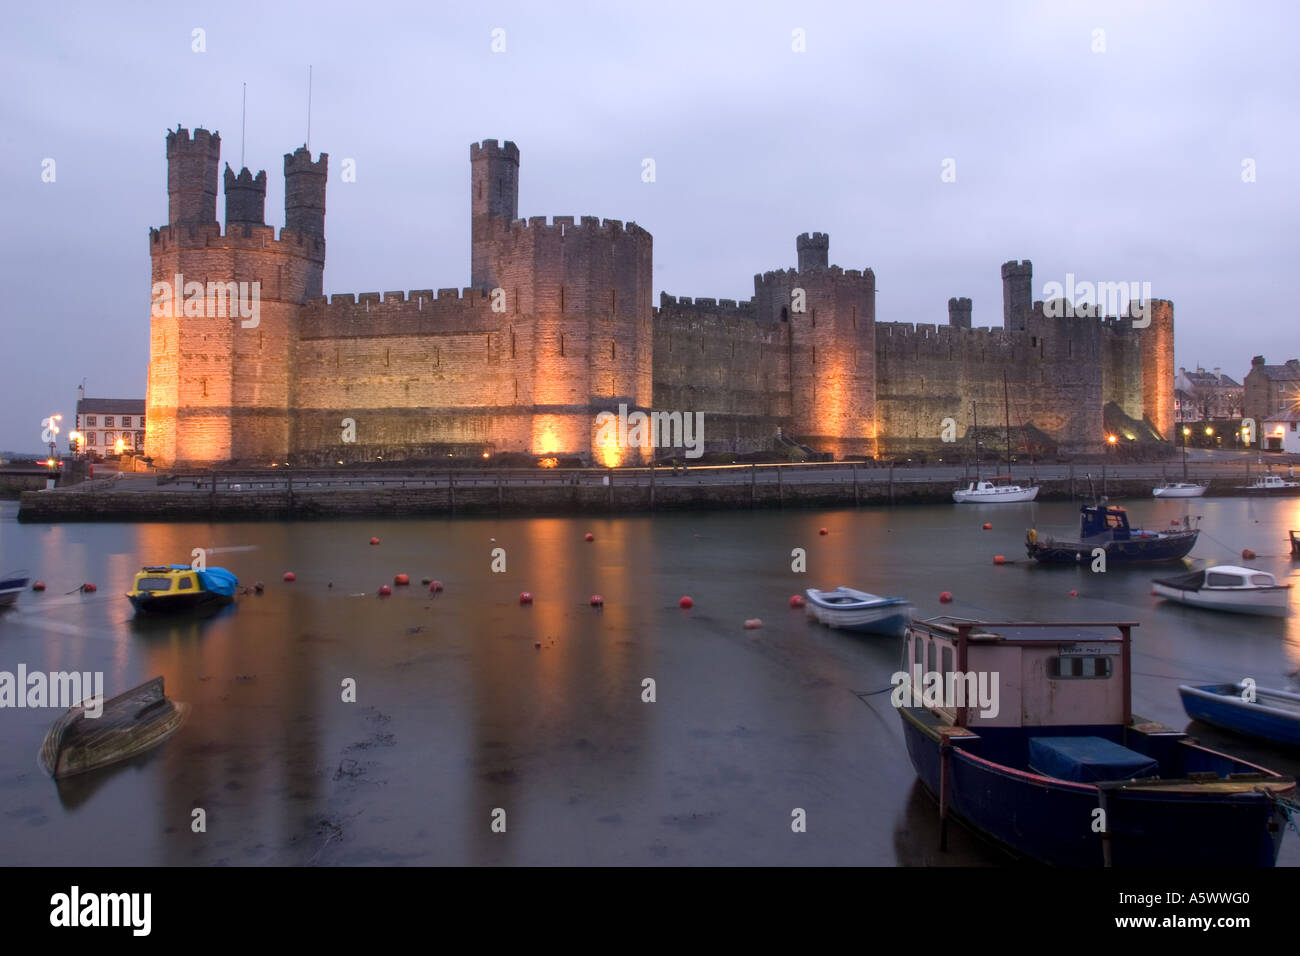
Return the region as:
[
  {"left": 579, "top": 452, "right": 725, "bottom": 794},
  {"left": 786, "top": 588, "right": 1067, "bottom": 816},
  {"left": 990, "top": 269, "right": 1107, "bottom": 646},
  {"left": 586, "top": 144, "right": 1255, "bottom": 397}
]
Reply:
[{"left": 0, "top": 496, "right": 1298, "bottom": 865}]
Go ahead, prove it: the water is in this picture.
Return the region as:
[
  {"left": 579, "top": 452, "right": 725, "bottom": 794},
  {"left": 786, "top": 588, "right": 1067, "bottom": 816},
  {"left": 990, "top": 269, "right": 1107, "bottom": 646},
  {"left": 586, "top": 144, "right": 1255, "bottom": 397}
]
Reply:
[{"left": 2, "top": 497, "right": 1299, "bottom": 865}]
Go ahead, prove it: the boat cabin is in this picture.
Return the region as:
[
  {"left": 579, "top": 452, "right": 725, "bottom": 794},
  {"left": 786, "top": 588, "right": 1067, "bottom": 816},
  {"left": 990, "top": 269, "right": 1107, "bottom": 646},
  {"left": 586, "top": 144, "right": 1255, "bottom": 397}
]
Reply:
[
  {"left": 1078, "top": 504, "right": 1134, "bottom": 541},
  {"left": 900, "top": 617, "right": 1133, "bottom": 730},
  {"left": 131, "top": 566, "right": 204, "bottom": 596}
]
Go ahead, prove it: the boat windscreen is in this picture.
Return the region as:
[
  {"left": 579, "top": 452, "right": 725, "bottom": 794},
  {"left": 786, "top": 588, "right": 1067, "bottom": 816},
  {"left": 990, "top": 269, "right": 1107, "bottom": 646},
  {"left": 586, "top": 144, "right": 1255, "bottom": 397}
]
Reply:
[{"left": 136, "top": 577, "right": 173, "bottom": 592}]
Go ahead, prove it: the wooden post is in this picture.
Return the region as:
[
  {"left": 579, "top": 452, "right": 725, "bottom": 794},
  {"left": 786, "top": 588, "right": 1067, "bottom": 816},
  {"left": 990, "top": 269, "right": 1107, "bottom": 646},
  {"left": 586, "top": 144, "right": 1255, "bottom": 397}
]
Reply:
[
  {"left": 1069, "top": 464, "right": 1074, "bottom": 500},
  {"left": 888, "top": 461, "right": 894, "bottom": 504},
  {"left": 649, "top": 460, "right": 655, "bottom": 511},
  {"left": 287, "top": 472, "right": 293, "bottom": 515},
  {"left": 776, "top": 464, "right": 783, "bottom": 507},
  {"left": 749, "top": 463, "right": 755, "bottom": 508},
  {"left": 449, "top": 470, "right": 456, "bottom": 515},
  {"left": 852, "top": 461, "right": 859, "bottom": 506},
  {"left": 497, "top": 470, "right": 503, "bottom": 515}
]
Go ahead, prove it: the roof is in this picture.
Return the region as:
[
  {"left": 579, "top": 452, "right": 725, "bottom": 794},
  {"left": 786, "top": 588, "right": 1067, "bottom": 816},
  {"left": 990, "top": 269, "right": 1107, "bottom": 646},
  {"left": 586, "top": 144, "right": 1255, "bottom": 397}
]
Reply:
[
  {"left": 76, "top": 398, "right": 145, "bottom": 416},
  {"left": 1263, "top": 407, "right": 1300, "bottom": 423},
  {"left": 1182, "top": 369, "right": 1242, "bottom": 388},
  {"left": 1252, "top": 362, "right": 1300, "bottom": 382}
]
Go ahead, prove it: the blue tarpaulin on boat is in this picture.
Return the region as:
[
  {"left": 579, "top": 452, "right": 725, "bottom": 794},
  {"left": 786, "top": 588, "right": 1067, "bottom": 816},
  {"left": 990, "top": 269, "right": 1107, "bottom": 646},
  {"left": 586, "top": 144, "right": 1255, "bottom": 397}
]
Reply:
[
  {"left": 165, "top": 564, "right": 238, "bottom": 597},
  {"left": 1028, "top": 736, "right": 1158, "bottom": 783}
]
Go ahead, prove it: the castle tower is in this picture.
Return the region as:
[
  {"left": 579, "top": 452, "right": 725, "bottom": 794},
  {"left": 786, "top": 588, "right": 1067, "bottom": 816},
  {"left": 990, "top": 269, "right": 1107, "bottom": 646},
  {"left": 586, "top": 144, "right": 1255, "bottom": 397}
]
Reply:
[
  {"left": 166, "top": 126, "right": 220, "bottom": 227},
  {"left": 224, "top": 164, "right": 267, "bottom": 229},
  {"left": 753, "top": 235, "right": 876, "bottom": 459},
  {"left": 1139, "top": 299, "right": 1175, "bottom": 440},
  {"left": 797, "top": 232, "right": 829, "bottom": 272},
  {"left": 947, "top": 296, "right": 972, "bottom": 329},
  {"left": 146, "top": 128, "right": 328, "bottom": 466},
  {"left": 470, "top": 139, "right": 520, "bottom": 289},
  {"left": 1001, "top": 260, "right": 1033, "bottom": 331}
]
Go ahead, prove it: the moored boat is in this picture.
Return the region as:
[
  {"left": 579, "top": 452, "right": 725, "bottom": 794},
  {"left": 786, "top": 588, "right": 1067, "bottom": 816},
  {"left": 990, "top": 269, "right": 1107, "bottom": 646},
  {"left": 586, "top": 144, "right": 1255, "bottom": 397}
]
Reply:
[
  {"left": 953, "top": 480, "right": 1039, "bottom": 503},
  {"left": 39, "top": 676, "right": 189, "bottom": 779},
  {"left": 805, "top": 587, "right": 911, "bottom": 636},
  {"left": 1292, "top": 530, "right": 1300, "bottom": 557},
  {"left": 1152, "top": 565, "right": 1290, "bottom": 617},
  {"left": 1238, "top": 475, "right": 1300, "bottom": 495},
  {"left": 0, "top": 571, "right": 29, "bottom": 610},
  {"left": 1152, "top": 481, "right": 1206, "bottom": 498},
  {"left": 126, "top": 564, "right": 238, "bottom": 615},
  {"left": 897, "top": 617, "right": 1294, "bottom": 866},
  {"left": 1026, "top": 503, "right": 1198, "bottom": 564},
  {"left": 1179, "top": 682, "right": 1300, "bottom": 748}
]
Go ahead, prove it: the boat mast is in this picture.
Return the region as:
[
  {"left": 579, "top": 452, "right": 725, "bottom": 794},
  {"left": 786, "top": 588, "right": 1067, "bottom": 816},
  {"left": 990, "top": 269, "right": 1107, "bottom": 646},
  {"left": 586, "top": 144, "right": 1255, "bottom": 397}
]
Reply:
[
  {"left": 1003, "top": 370, "right": 1013, "bottom": 482},
  {"left": 972, "top": 402, "right": 979, "bottom": 483}
]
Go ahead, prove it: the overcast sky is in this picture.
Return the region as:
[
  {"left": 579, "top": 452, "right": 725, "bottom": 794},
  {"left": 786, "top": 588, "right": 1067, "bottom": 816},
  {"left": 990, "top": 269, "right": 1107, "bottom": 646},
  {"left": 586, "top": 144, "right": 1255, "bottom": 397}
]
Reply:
[{"left": 1, "top": 0, "right": 1295, "bottom": 452}]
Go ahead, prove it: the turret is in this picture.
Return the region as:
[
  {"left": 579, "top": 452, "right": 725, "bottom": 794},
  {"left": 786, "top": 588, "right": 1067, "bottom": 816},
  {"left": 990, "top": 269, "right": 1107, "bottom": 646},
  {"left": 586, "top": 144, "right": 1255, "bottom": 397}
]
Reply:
[
  {"left": 470, "top": 139, "right": 520, "bottom": 288},
  {"left": 224, "top": 164, "right": 267, "bottom": 229},
  {"left": 166, "top": 126, "right": 220, "bottom": 227},
  {"left": 284, "top": 146, "right": 327, "bottom": 238},
  {"left": 1001, "top": 260, "right": 1033, "bottom": 331},
  {"left": 948, "top": 296, "right": 972, "bottom": 329},
  {"left": 796, "top": 232, "right": 829, "bottom": 272}
]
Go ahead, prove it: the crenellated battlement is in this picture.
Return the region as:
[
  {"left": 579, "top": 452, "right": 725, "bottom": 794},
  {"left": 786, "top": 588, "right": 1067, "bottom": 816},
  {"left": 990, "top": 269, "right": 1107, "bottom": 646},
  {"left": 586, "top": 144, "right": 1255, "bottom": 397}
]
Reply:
[
  {"left": 658, "top": 292, "right": 755, "bottom": 315},
  {"left": 148, "top": 222, "right": 325, "bottom": 256},
  {"left": 490, "top": 214, "right": 651, "bottom": 240},
  {"left": 470, "top": 138, "right": 520, "bottom": 162},
  {"left": 300, "top": 286, "right": 498, "bottom": 339},
  {"left": 166, "top": 126, "right": 220, "bottom": 156}
]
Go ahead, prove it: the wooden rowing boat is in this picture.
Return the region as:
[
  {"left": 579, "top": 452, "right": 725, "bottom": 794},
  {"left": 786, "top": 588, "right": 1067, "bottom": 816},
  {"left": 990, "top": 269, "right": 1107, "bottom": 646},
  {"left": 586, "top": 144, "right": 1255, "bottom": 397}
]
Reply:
[{"left": 38, "top": 676, "right": 189, "bottom": 779}]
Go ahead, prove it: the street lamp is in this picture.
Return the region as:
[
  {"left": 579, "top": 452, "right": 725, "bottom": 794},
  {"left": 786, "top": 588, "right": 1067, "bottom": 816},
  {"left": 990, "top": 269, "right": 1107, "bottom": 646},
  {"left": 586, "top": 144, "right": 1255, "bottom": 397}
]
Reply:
[{"left": 69, "top": 431, "right": 82, "bottom": 457}]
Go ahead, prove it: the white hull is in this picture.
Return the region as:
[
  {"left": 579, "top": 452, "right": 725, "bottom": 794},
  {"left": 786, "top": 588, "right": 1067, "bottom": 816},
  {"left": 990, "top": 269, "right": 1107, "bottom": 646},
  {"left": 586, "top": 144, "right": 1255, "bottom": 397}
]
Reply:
[
  {"left": 805, "top": 588, "right": 911, "bottom": 635},
  {"left": 1153, "top": 582, "right": 1290, "bottom": 617},
  {"left": 1153, "top": 483, "right": 1207, "bottom": 498},
  {"left": 953, "top": 485, "right": 1039, "bottom": 503}
]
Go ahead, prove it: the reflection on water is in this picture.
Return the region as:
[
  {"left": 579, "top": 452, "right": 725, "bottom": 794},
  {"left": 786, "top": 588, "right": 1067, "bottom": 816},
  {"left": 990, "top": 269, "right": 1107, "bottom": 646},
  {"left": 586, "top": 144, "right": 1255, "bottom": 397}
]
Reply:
[{"left": 0, "top": 497, "right": 1298, "bottom": 865}]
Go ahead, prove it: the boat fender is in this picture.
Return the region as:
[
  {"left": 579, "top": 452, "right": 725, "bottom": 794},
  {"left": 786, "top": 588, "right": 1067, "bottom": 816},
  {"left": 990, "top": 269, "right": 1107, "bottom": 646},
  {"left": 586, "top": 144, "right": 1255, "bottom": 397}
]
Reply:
[
  {"left": 1027, "top": 529, "right": 1038, "bottom": 545},
  {"left": 590, "top": 594, "right": 604, "bottom": 607}
]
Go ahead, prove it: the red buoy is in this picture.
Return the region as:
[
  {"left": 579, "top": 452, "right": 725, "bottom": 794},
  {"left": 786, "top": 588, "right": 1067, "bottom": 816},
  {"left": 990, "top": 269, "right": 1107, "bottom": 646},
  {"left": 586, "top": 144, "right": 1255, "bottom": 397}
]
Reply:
[
  {"left": 1242, "top": 549, "right": 1257, "bottom": 561},
  {"left": 31, "top": 581, "right": 45, "bottom": 592},
  {"left": 283, "top": 572, "right": 296, "bottom": 582},
  {"left": 430, "top": 580, "right": 444, "bottom": 592},
  {"left": 1150, "top": 588, "right": 1158, "bottom": 596},
  {"left": 584, "top": 532, "right": 595, "bottom": 542},
  {"left": 789, "top": 594, "right": 805, "bottom": 609},
  {"left": 939, "top": 591, "right": 953, "bottom": 603},
  {"left": 993, "top": 555, "right": 1006, "bottom": 565},
  {"left": 590, "top": 594, "right": 604, "bottom": 606},
  {"left": 369, "top": 537, "right": 380, "bottom": 546},
  {"left": 81, "top": 583, "right": 97, "bottom": 593},
  {"left": 982, "top": 523, "right": 992, "bottom": 530},
  {"left": 378, "top": 584, "right": 392, "bottom": 596},
  {"left": 1069, "top": 589, "right": 1078, "bottom": 597},
  {"left": 819, "top": 528, "right": 828, "bottom": 536},
  {"left": 394, "top": 573, "right": 410, "bottom": 586},
  {"left": 519, "top": 591, "right": 533, "bottom": 604},
  {"left": 744, "top": 618, "right": 762, "bottom": 629},
  {"left": 679, "top": 596, "right": 694, "bottom": 609}
]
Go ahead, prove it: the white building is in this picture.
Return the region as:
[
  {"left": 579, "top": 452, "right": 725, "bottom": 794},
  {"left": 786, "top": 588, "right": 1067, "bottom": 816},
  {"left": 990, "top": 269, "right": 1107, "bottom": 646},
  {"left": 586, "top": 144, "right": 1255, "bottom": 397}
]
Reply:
[
  {"left": 73, "top": 385, "right": 145, "bottom": 458},
  {"left": 1261, "top": 408, "right": 1300, "bottom": 454}
]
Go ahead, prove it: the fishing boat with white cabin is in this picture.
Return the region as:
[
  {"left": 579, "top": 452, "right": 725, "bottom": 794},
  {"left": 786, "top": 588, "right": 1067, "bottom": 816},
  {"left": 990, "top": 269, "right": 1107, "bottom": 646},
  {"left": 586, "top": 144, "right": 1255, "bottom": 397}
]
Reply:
[
  {"left": 897, "top": 617, "right": 1294, "bottom": 866},
  {"left": 1152, "top": 565, "right": 1291, "bottom": 617}
]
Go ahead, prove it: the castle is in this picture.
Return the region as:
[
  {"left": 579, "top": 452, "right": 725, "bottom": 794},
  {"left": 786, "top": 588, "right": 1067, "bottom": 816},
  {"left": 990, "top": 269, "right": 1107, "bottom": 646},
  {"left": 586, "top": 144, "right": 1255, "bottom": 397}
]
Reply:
[{"left": 145, "top": 128, "right": 1174, "bottom": 467}]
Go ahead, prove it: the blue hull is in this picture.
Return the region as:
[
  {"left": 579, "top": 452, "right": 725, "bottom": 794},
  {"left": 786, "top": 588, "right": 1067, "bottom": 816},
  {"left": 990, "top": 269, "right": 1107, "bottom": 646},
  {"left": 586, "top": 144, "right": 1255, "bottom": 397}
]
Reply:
[
  {"left": 900, "top": 707, "right": 1289, "bottom": 866},
  {"left": 1180, "top": 684, "right": 1300, "bottom": 748},
  {"left": 1027, "top": 532, "right": 1198, "bottom": 564}
]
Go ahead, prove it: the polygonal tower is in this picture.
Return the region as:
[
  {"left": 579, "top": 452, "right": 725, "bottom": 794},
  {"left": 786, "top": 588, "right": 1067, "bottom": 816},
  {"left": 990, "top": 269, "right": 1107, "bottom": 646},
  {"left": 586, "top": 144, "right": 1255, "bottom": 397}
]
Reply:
[
  {"left": 1139, "top": 299, "right": 1175, "bottom": 441},
  {"left": 1001, "top": 259, "right": 1033, "bottom": 332}
]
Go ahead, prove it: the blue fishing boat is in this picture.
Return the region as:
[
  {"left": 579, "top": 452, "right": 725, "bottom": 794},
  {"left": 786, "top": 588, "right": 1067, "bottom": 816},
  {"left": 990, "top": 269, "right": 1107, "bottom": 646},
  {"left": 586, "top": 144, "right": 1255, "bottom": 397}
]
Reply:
[
  {"left": 126, "top": 565, "right": 238, "bottom": 615},
  {"left": 805, "top": 587, "right": 911, "bottom": 637},
  {"left": 0, "top": 570, "right": 29, "bottom": 610},
  {"left": 1026, "top": 502, "right": 1198, "bottom": 564},
  {"left": 897, "top": 617, "right": 1294, "bottom": 866},
  {"left": 1179, "top": 682, "right": 1300, "bottom": 748}
]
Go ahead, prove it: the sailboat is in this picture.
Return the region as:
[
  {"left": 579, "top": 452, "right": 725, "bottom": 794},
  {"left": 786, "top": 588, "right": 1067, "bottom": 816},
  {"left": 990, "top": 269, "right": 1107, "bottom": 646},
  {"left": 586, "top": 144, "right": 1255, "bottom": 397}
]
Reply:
[
  {"left": 1153, "top": 422, "right": 1207, "bottom": 498},
  {"left": 953, "top": 374, "right": 1039, "bottom": 503}
]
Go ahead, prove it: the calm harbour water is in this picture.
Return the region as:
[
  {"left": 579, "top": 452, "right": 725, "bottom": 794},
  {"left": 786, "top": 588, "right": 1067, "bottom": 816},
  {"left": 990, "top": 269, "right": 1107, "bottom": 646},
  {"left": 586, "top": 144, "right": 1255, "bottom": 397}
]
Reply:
[{"left": 2, "top": 496, "right": 1300, "bottom": 866}]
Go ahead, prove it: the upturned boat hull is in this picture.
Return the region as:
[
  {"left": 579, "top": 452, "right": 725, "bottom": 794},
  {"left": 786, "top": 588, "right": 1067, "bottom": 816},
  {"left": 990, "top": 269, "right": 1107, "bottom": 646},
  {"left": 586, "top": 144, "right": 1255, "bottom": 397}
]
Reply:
[{"left": 39, "top": 676, "right": 189, "bottom": 779}]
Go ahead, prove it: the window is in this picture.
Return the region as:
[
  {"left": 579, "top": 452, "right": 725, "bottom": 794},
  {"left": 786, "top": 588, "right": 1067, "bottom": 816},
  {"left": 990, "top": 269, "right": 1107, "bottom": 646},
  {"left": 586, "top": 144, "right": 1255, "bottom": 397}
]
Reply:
[
  {"left": 177, "top": 577, "right": 193, "bottom": 590},
  {"left": 941, "top": 646, "right": 953, "bottom": 677},
  {"left": 926, "top": 639, "right": 936, "bottom": 676},
  {"left": 104, "top": 416, "right": 114, "bottom": 427},
  {"left": 1048, "top": 656, "right": 1113, "bottom": 679},
  {"left": 1207, "top": 572, "right": 1245, "bottom": 587},
  {"left": 86, "top": 416, "right": 96, "bottom": 427},
  {"left": 87, "top": 433, "right": 97, "bottom": 446},
  {"left": 136, "top": 577, "right": 173, "bottom": 592},
  {"left": 1250, "top": 574, "right": 1275, "bottom": 586},
  {"left": 103, "top": 432, "right": 114, "bottom": 444},
  {"left": 120, "top": 416, "right": 131, "bottom": 428},
  {"left": 913, "top": 636, "right": 924, "bottom": 666}
]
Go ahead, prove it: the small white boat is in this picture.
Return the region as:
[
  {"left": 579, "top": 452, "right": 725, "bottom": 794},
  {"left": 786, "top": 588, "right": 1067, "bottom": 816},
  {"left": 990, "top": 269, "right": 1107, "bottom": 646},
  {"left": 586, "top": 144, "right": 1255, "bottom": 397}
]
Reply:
[
  {"left": 805, "top": 587, "right": 911, "bottom": 636},
  {"left": 1152, "top": 482, "right": 1207, "bottom": 498},
  {"left": 1152, "top": 565, "right": 1291, "bottom": 617},
  {"left": 1239, "top": 476, "right": 1300, "bottom": 495},
  {"left": 953, "top": 480, "right": 1039, "bottom": 503}
]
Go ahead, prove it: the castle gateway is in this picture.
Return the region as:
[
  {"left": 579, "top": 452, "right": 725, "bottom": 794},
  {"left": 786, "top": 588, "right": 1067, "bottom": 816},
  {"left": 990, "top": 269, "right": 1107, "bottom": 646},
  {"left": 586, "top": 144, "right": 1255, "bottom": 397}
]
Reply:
[{"left": 145, "top": 128, "right": 1173, "bottom": 467}]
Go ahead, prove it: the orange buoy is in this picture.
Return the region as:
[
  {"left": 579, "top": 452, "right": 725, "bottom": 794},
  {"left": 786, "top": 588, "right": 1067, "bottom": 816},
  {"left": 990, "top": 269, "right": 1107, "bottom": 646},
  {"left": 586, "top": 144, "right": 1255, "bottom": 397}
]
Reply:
[
  {"left": 31, "top": 581, "right": 45, "bottom": 592},
  {"left": 283, "top": 572, "right": 296, "bottom": 582},
  {"left": 378, "top": 584, "right": 392, "bottom": 596},
  {"left": 819, "top": 528, "right": 828, "bottom": 536},
  {"left": 394, "top": 573, "right": 410, "bottom": 586},
  {"left": 430, "top": 580, "right": 444, "bottom": 592},
  {"left": 590, "top": 594, "right": 604, "bottom": 606},
  {"left": 82, "top": 583, "right": 97, "bottom": 593},
  {"left": 369, "top": 537, "right": 380, "bottom": 546},
  {"left": 789, "top": 594, "right": 805, "bottom": 609},
  {"left": 1150, "top": 588, "right": 1158, "bottom": 596},
  {"left": 584, "top": 532, "right": 595, "bottom": 542},
  {"left": 982, "top": 523, "right": 991, "bottom": 530},
  {"left": 519, "top": 591, "right": 533, "bottom": 604},
  {"left": 679, "top": 596, "right": 694, "bottom": 609},
  {"left": 939, "top": 591, "right": 953, "bottom": 603},
  {"left": 993, "top": 555, "right": 1006, "bottom": 565},
  {"left": 1242, "top": 549, "right": 1257, "bottom": 560},
  {"left": 744, "top": 618, "right": 762, "bottom": 629},
  {"left": 1069, "top": 590, "right": 1078, "bottom": 597}
]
